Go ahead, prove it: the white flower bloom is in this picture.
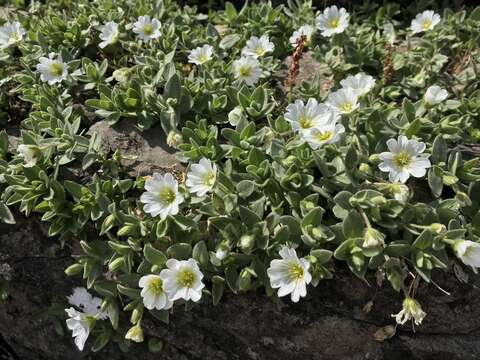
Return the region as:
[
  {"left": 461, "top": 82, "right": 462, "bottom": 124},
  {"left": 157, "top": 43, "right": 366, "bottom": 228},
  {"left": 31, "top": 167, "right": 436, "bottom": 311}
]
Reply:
[
  {"left": 383, "top": 22, "right": 396, "bottom": 44},
  {"left": 241, "top": 35, "right": 274, "bottom": 58},
  {"left": 424, "top": 85, "right": 448, "bottom": 105},
  {"left": 0, "top": 21, "right": 26, "bottom": 49},
  {"left": 140, "top": 173, "right": 184, "bottom": 220},
  {"left": 233, "top": 56, "right": 263, "bottom": 86},
  {"left": 454, "top": 240, "right": 480, "bottom": 268},
  {"left": 303, "top": 122, "right": 345, "bottom": 149},
  {"left": 186, "top": 157, "right": 217, "bottom": 196},
  {"left": 16, "top": 144, "right": 39, "bottom": 167},
  {"left": 98, "top": 21, "right": 119, "bottom": 48},
  {"left": 289, "top": 25, "right": 314, "bottom": 46},
  {"left": 67, "top": 287, "right": 107, "bottom": 319},
  {"left": 160, "top": 258, "right": 205, "bottom": 302},
  {"left": 284, "top": 98, "right": 339, "bottom": 135},
  {"left": 327, "top": 88, "right": 359, "bottom": 114},
  {"left": 315, "top": 5, "right": 349, "bottom": 37},
  {"left": 392, "top": 297, "right": 426, "bottom": 326},
  {"left": 378, "top": 135, "right": 431, "bottom": 184},
  {"left": 139, "top": 274, "right": 173, "bottom": 310},
  {"left": 267, "top": 246, "right": 312, "bottom": 303},
  {"left": 132, "top": 15, "right": 161, "bottom": 41},
  {"left": 340, "top": 73, "right": 376, "bottom": 97},
  {"left": 411, "top": 10, "right": 441, "bottom": 34},
  {"left": 65, "top": 307, "right": 94, "bottom": 351},
  {"left": 188, "top": 44, "right": 214, "bottom": 65},
  {"left": 36, "top": 53, "right": 68, "bottom": 85}
]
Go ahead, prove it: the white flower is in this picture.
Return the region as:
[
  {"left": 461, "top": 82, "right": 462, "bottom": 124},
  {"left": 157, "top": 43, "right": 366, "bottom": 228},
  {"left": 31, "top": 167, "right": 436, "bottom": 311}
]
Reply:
[
  {"left": 303, "top": 122, "right": 345, "bottom": 149},
  {"left": 383, "top": 22, "right": 396, "bottom": 44},
  {"left": 125, "top": 324, "right": 144, "bottom": 343},
  {"left": 188, "top": 44, "right": 214, "bottom": 65},
  {"left": 140, "top": 173, "right": 184, "bottom": 220},
  {"left": 378, "top": 135, "right": 431, "bottom": 184},
  {"left": 233, "top": 56, "right": 263, "bottom": 86},
  {"left": 424, "top": 85, "right": 448, "bottom": 105},
  {"left": 16, "top": 144, "right": 39, "bottom": 167},
  {"left": 0, "top": 21, "right": 26, "bottom": 49},
  {"left": 132, "top": 15, "right": 161, "bottom": 41},
  {"left": 284, "top": 98, "right": 339, "bottom": 135},
  {"left": 186, "top": 157, "right": 217, "bottom": 196},
  {"left": 327, "top": 88, "right": 359, "bottom": 114},
  {"left": 65, "top": 308, "right": 93, "bottom": 351},
  {"left": 392, "top": 297, "right": 426, "bottom": 326},
  {"left": 411, "top": 11, "right": 441, "bottom": 34},
  {"left": 267, "top": 246, "right": 312, "bottom": 303},
  {"left": 98, "top": 21, "right": 119, "bottom": 48},
  {"left": 67, "top": 287, "right": 107, "bottom": 319},
  {"left": 454, "top": 240, "right": 480, "bottom": 268},
  {"left": 139, "top": 274, "right": 173, "bottom": 310},
  {"left": 315, "top": 5, "right": 349, "bottom": 37},
  {"left": 36, "top": 53, "right": 68, "bottom": 85},
  {"left": 215, "top": 246, "right": 229, "bottom": 260},
  {"left": 340, "top": 73, "right": 376, "bottom": 97},
  {"left": 289, "top": 25, "right": 314, "bottom": 46},
  {"left": 241, "top": 35, "right": 274, "bottom": 58},
  {"left": 160, "top": 258, "right": 205, "bottom": 302}
]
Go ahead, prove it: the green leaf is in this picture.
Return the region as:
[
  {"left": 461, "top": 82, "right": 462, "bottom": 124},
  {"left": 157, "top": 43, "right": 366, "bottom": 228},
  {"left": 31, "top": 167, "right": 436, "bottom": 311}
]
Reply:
[
  {"left": 164, "top": 73, "right": 181, "bottom": 99},
  {"left": 0, "top": 202, "right": 15, "bottom": 224},
  {"left": 212, "top": 275, "right": 225, "bottom": 305},
  {"left": 343, "top": 210, "right": 364, "bottom": 238},
  {"left": 144, "top": 244, "right": 167, "bottom": 267},
  {"left": 166, "top": 243, "right": 192, "bottom": 260},
  {"left": 192, "top": 241, "right": 209, "bottom": 266}
]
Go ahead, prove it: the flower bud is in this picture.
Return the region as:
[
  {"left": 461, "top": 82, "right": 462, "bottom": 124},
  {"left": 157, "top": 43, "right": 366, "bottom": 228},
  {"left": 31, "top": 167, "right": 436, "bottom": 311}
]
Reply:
[
  {"left": 358, "top": 162, "right": 372, "bottom": 175},
  {"left": 125, "top": 324, "right": 144, "bottom": 343},
  {"left": 363, "top": 227, "right": 385, "bottom": 248},
  {"left": 239, "top": 234, "right": 255, "bottom": 252},
  {"left": 64, "top": 263, "right": 83, "bottom": 276},
  {"left": 428, "top": 223, "right": 446, "bottom": 234},
  {"left": 392, "top": 297, "right": 426, "bottom": 326},
  {"left": 112, "top": 67, "right": 131, "bottom": 83},
  {"left": 167, "top": 131, "right": 183, "bottom": 148},
  {"left": 108, "top": 257, "right": 125, "bottom": 272}
]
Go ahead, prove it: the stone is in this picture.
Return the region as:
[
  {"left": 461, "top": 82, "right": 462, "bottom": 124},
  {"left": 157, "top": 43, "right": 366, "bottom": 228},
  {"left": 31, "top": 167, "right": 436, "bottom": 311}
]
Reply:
[{"left": 87, "top": 121, "right": 184, "bottom": 178}]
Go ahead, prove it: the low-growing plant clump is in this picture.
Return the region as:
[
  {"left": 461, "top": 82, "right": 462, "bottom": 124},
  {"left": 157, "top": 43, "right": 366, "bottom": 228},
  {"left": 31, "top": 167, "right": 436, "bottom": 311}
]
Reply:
[{"left": 1, "top": 0, "right": 480, "bottom": 354}]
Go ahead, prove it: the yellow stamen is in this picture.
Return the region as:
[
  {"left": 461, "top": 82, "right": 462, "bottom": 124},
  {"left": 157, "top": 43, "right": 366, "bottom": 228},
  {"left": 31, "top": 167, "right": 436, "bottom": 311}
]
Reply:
[
  {"left": 239, "top": 66, "right": 251, "bottom": 77},
  {"left": 159, "top": 187, "right": 176, "bottom": 204},
  {"left": 298, "top": 115, "right": 313, "bottom": 129},
  {"left": 288, "top": 262, "right": 304, "bottom": 280},
  {"left": 422, "top": 20, "right": 432, "bottom": 31},
  {"left": 339, "top": 102, "right": 353, "bottom": 113},
  {"left": 315, "top": 131, "right": 333, "bottom": 142},
  {"left": 50, "top": 63, "right": 64, "bottom": 76},
  {"left": 148, "top": 278, "right": 164, "bottom": 294},
  {"left": 394, "top": 151, "right": 411, "bottom": 167},
  {"left": 178, "top": 269, "right": 195, "bottom": 287},
  {"left": 329, "top": 18, "right": 340, "bottom": 28},
  {"left": 143, "top": 24, "right": 154, "bottom": 35}
]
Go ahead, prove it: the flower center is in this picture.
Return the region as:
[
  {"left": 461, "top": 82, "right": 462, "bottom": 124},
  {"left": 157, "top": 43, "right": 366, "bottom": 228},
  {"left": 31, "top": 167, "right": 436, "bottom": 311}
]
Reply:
[
  {"left": 339, "top": 102, "right": 353, "bottom": 113},
  {"left": 202, "top": 171, "right": 215, "bottom": 186},
  {"left": 239, "top": 66, "right": 251, "bottom": 77},
  {"left": 159, "top": 187, "right": 176, "bottom": 204},
  {"left": 148, "top": 278, "right": 164, "bottom": 294},
  {"left": 50, "top": 63, "right": 64, "bottom": 76},
  {"left": 199, "top": 54, "right": 209, "bottom": 63},
  {"left": 329, "top": 18, "right": 340, "bottom": 29},
  {"left": 298, "top": 115, "right": 313, "bottom": 129},
  {"left": 143, "top": 24, "right": 154, "bottom": 35},
  {"left": 315, "top": 131, "right": 333, "bottom": 142},
  {"left": 255, "top": 47, "right": 265, "bottom": 56},
  {"left": 178, "top": 269, "right": 195, "bottom": 288},
  {"left": 393, "top": 151, "right": 412, "bottom": 168},
  {"left": 422, "top": 20, "right": 432, "bottom": 31},
  {"left": 288, "top": 262, "right": 304, "bottom": 281}
]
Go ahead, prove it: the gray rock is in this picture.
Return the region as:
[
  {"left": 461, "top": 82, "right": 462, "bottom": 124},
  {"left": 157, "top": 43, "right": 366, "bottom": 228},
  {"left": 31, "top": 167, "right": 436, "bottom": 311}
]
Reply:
[{"left": 87, "top": 121, "right": 184, "bottom": 177}]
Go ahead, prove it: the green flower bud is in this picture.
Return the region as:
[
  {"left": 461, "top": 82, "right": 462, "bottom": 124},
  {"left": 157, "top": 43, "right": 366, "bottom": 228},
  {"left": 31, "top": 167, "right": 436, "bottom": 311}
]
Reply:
[
  {"left": 108, "top": 257, "right": 125, "bottom": 272},
  {"left": 363, "top": 227, "right": 385, "bottom": 248},
  {"left": 125, "top": 324, "right": 144, "bottom": 343},
  {"left": 64, "top": 263, "right": 83, "bottom": 276},
  {"left": 239, "top": 234, "right": 255, "bottom": 252}
]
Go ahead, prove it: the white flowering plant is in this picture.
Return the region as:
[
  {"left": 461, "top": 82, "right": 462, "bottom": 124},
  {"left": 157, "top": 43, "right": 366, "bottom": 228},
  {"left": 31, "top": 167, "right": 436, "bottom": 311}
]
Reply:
[{"left": 1, "top": 0, "right": 480, "bottom": 354}]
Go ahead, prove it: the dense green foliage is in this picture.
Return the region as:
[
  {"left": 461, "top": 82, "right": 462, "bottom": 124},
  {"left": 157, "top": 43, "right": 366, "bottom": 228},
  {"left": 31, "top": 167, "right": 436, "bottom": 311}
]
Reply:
[{"left": 1, "top": 0, "right": 480, "bottom": 352}]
